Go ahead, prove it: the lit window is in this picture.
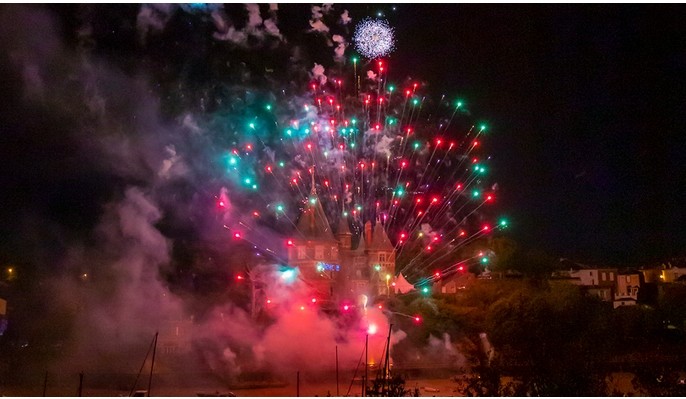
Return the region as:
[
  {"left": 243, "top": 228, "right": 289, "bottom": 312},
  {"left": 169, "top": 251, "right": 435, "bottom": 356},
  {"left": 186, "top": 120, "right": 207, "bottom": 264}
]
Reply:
[
  {"left": 315, "top": 246, "right": 324, "bottom": 259},
  {"left": 298, "top": 247, "right": 307, "bottom": 259}
]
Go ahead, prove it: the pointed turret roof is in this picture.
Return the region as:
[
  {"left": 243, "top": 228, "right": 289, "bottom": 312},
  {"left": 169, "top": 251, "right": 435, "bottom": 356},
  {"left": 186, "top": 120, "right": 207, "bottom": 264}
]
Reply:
[
  {"left": 350, "top": 221, "right": 367, "bottom": 254},
  {"left": 337, "top": 215, "right": 352, "bottom": 236},
  {"left": 369, "top": 220, "right": 394, "bottom": 252},
  {"left": 294, "top": 173, "right": 336, "bottom": 242}
]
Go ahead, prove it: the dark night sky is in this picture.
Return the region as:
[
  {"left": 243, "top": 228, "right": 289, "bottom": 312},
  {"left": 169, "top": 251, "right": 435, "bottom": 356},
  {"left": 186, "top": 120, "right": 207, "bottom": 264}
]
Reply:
[
  {"left": 377, "top": 4, "right": 686, "bottom": 265},
  {"left": 1, "top": 3, "right": 686, "bottom": 268}
]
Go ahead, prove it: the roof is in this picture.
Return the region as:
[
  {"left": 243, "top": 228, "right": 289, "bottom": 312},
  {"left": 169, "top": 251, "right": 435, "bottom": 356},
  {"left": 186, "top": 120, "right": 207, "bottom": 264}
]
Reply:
[
  {"left": 336, "top": 216, "right": 351, "bottom": 236},
  {"left": 394, "top": 273, "right": 416, "bottom": 294},
  {"left": 295, "top": 191, "right": 336, "bottom": 242},
  {"left": 369, "top": 221, "right": 394, "bottom": 252}
]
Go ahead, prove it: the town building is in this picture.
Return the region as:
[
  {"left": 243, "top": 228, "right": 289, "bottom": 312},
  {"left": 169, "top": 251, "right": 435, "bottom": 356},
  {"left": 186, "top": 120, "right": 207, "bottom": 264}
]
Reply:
[{"left": 286, "top": 184, "right": 397, "bottom": 303}]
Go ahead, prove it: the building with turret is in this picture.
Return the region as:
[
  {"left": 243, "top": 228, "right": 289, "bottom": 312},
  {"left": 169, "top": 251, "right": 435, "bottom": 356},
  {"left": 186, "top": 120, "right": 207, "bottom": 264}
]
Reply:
[{"left": 286, "top": 184, "right": 396, "bottom": 304}]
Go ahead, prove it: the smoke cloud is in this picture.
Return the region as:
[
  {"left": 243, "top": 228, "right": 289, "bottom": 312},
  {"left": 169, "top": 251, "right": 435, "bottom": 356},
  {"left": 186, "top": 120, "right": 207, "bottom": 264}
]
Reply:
[{"left": 0, "top": 4, "right": 470, "bottom": 388}]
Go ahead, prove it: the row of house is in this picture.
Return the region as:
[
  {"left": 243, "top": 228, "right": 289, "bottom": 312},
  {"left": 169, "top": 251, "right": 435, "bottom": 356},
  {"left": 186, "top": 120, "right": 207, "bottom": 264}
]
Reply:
[{"left": 431, "top": 258, "right": 686, "bottom": 310}]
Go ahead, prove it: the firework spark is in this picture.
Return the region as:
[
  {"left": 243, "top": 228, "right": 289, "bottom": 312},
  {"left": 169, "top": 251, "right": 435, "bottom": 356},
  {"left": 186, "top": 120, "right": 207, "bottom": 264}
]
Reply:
[{"left": 353, "top": 18, "right": 396, "bottom": 59}]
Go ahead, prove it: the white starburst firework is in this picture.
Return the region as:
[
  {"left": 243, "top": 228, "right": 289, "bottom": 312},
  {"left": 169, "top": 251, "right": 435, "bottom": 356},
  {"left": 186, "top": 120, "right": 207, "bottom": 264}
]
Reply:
[{"left": 353, "top": 18, "right": 395, "bottom": 59}]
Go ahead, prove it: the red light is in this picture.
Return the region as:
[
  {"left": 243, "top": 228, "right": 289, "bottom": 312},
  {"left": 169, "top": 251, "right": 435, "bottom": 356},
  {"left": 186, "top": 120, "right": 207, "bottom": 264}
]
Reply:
[
  {"left": 343, "top": 305, "right": 350, "bottom": 311},
  {"left": 400, "top": 233, "right": 407, "bottom": 239},
  {"left": 456, "top": 183, "right": 462, "bottom": 190},
  {"left": 433, "top": 236, "right": 439, "bottom": 242},
  {"left": 486, "top": 195, "right": 493, "bottom": 202},
  {"left": 236, "top": 275, "right": 244, "bottom": 280},
  {"left": 426, "top": 245, "right": 432, "bottom": 251},
  {"left": 473, "top": 141, "right": 479, "bottom": 147},
  {"left": 246, "top": 144, "right": 253, "bottom": 151},
  {"left": 266, "top": 165, "right": 272, "bottom": 173},
  {"left": 218, "top": 201, "right": 225, "bottom": 208},
  {"left": 405, "top": 90, "right": 411, "bottom": 96},
  {"left": 458, "top": 266, "right": 464, "bottom": 271},
  {"left": 472, "top": 158, "right": 478, "bottom": 163},
  {"left": 286, "top": 239, "right": 294, "bottom": 246},
  {"left": 432, "top": 197, "right": 439, "bottom": 203},
  {"left": 459, "top": 230, "right": 466, "bottom": 237},
  {"left": 233, "top": 232, "right": 241, "bottom": 239},
  {"left": 266, "top": 299, "right": 272, "bottom": 304},
  {"left": 436, "top": 139, "right": 442, "bottom": 145},
  {"left": 378, "top": 305, "right": 383, "bottom": 309},
  {"left": 252, "top": 211, "right": 260, "bottom": 217},
  {"left": 330, "top": 119, "right": 335, "bottom": 125},
  {"left": 306, "top": 143, "right": 312, "bottom": 150},
  {"left": 414, "top": 316, "right": 421, "bottom": 323},
  {"left": 311, "top": 298, "right": 317, "bottom": 303},
  {"left": 483, "top": 225, "right": 490, "bottom": 232},
  {"left": 324, "top": 180, "right": 329, "bottom": 187},
  {"left": 375, "top": 124, "right": 380, "bottom": 130},
  {"left": 329, "top": 98, "right": 333, "bottom": 105},
  {"left": 401, "top": 161, "right": 407, "bottom": 168},
  {"left": 416, "top": 198, "right": 422, "bottom": 204},
  {"left": 311, "top": 84, "right": 316, "bottom": 90},
  {"left": 434, "top": 272, "right": 440, "bottom": 277}
]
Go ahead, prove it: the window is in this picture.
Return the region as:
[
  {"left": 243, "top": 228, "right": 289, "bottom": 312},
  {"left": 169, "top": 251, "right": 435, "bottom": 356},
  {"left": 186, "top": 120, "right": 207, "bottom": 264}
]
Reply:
[
  {"left": 379, "top": 253, "right": 386, "bottom": 262},
  {"left": 298, "top": 247, "right": 307, "bottom": 259},
  {"left": 626, "top": 275, "right": 631, "bottom": 283},
  {"left": 315, "top": 245, "right": 324, "bottom": 259},
  {"left": 601, "top": 272, "right": 606, "bottom": 281},
  {"left": 609, "top": 272, "right": 614, "bottom": 281}
]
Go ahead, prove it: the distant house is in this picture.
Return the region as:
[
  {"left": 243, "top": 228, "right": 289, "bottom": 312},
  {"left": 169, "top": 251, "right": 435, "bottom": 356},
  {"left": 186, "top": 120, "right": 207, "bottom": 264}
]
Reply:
[
  {"left": 553, "top": 260, "right": 620, "bottom": 303},
  {"left": 433, "top": 272, "right": 477, "bottom": 294},
  {"left": 640, "top": 258, "right": 686, "bottom": 284},
  {"left": 613, "top": 271, "right": 641, "bottom": 309},
  {"left": 659, "top": 266, "right": 686, "bottom": 283}
]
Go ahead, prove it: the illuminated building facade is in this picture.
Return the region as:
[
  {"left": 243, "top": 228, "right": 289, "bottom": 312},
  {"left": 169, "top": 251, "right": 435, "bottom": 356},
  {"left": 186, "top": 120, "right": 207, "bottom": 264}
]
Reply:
[{"left": 287, "top": 186, "right": 396, "bottom": 303}]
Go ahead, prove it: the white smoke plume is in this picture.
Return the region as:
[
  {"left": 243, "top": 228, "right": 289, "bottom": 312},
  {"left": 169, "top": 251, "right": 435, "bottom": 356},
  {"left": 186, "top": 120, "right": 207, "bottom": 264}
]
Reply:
[
  {"left": 136, "top": 3, "right": 177, "bottom": 43},
  {"left": 332, "top": 34, "right": 347, "bottom": 62},
  {"left": 340, "top": 10, "right": 352, "bottom": 25},
  {"left": 311, "top": 63, "right": 328, "bottom": 85},
  {"left": 309, "top": 5, "right": 329, "bottom": 33},
  {"left": 212, "top": 4, "right": 284, "bottom": 46}
]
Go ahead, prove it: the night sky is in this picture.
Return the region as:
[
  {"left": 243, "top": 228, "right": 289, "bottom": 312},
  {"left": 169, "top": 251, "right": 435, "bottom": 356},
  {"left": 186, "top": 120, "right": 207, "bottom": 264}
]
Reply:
[
  {"left": 2, "top": 3, "right": 686, "bottom": 269},
  {"left": 355, "top": 4, "right": 686, "bottom": 265}
]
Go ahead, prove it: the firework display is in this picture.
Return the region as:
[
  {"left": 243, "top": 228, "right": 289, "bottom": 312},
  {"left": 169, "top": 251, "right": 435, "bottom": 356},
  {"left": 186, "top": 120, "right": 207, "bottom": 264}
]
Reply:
[{"left": 211, "top": 39, "right": 507, "bottom": 287}]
